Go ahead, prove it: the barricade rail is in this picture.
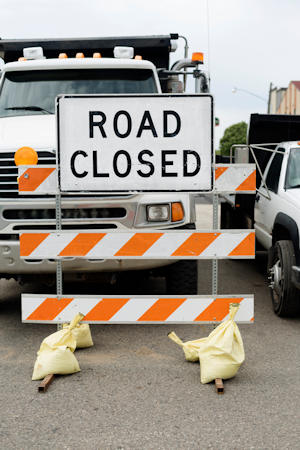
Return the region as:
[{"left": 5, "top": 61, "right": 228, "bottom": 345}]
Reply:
[
  {"left": 22, "top": 294, "right": 254, "bottom": 324},
  {"left": 18, "top": 164, "right": 256, "bottom": 195},
  {"left": 19, "top": 230, "right": 255, "bottom": 259}
]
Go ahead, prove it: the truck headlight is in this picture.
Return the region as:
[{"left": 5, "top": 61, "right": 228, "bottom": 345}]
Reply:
[{"left": 147, "top": 204, "right": 170, "bottom": 222}]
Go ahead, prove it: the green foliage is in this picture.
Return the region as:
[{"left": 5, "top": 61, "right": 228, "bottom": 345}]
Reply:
[{"left": 219, "top": 121, "right": 247, "bottom": 156}]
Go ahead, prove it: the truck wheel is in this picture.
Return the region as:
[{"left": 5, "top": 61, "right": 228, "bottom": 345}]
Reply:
[
  {"left": 268, "top": 240, "right": 300, "bottom": 317},
  {"left": 166, "top": 260, "right": 198, "bottom": 294}
]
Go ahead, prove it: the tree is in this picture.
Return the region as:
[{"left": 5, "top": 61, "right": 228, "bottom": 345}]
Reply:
[{"left": 219, "top": 121, "right": 247, "bottom": 156}]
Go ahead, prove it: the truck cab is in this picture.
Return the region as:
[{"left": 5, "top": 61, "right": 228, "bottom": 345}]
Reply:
[
  {"left": 254, "top": 141, "right": 300, "bottom": 317},
  {"left": 223, "top": 114, "right": 300, "bottom": 317},
  {"left": 0, "top": 35, "right": 207, "bottom": 292}
]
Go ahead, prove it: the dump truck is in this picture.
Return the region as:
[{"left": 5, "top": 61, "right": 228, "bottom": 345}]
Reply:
[
  {"left": 222, "top": 113, "right": 300, "bottom": 317},
  {"left": 0, "top": 34, "right": 209, "bottom": 292}
]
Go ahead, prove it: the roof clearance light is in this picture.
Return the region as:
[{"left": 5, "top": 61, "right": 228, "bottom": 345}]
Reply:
[
  {"left": 192, "top": 52, "right": 204, "bottom": 63},
  {"left": 113, "top": 46, "right": 134, "bottom": 59},
  {"left": 76, "top": 52, "right": 85, "bottom": 58},
  {"left": 18, "top": 57, "right": 27, "bottom": 62},
  {"left": 134, "top": 55, "right": 142, "bottom": 60},
  {"left": 23, "top": 47, "right": 45, "bottom": 60},
  {"left": 59, "top": 53, "right": 68, "bottom": 59},
  {"left": 14, "top": 147, "right": 38, "bottom": 166},
  {"left": 93, "top": 52, "right": 102, "bottom": 58}
]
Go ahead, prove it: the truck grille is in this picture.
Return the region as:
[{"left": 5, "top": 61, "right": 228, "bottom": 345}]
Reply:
[{"left": 0, "top": 151, "right": 55, "bottom": 198}]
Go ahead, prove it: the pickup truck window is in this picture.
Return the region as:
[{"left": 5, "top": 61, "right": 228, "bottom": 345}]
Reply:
[
  {"left": 265, "top": 149, "right": 284, "bottom": 193},
  {"left": 285, "top": 148, "right": 300, "bottom": 189},
  {"left": 0, "top": 69, "right": 157, "bottom": 117}
]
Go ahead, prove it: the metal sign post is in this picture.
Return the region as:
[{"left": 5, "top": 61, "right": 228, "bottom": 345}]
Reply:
[{"left": 212, "top": 193, "right": 219, "bottom": 296}]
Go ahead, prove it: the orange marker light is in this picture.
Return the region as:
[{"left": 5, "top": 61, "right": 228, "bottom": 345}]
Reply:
[
  {"left": 14, "top": 147, "right": 38, "bottom": 166},
  {"left": 134, "top": 55, "right": 142, "bottom": 60},
  {"left": 93, "top": 52, "right": 102, "bottom": 58},
  {"left": 59, "top": 53, "right": 68, "bottom": 59},
  {"left": 192, "top": 52, "right": 204, "bottom": 63},
  {"left": 76, "top": 52, "right": 85, "bottom": 58},
  {"left": 18, "top": 57, "right": 27, "bottom": 62},
  {"left": 171, "top": 202, "right": 184, "bottom": 222}
]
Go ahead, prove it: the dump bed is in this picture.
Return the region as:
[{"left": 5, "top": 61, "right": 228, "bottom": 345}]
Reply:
[
  {"left": 0, "top": 34, "right": 176, "bottom": 68},
  {"left": 233, "top": 114, "right": 300, "bottom": 219},
  {"left": 248, "top": 113, "right": 300, "bottom": 176}
]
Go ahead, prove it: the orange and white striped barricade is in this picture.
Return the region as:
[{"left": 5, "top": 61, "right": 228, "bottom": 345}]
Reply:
[
  {"left": 19, "top": 228, "right": 255, "bottom": 324},
  {"left": 18, "top": 166, "right": 57, "bottom": 195},
  {"left": 17, "top": 164, "right": 256, "bottom": 195},
  {"left": 19, "top": 230, "right": 255, "bottom": 260},
  {"left": 22, "top": 294, "right": 254, "bottom": 324},
  {"left": 214, "top": 164, "right": 256, "bottom": 193},
  {"left": 17, "top": 94, "right": 256, "bottom": 326}
]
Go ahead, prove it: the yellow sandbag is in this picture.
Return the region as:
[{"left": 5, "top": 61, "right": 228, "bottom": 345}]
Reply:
[
  {"left": 63, "top": 322, "right": 93, "bottom": 348},
  {"left": 197, "top": 303, "right": 245, "bottom": 384},
  {"left": 168, "top": 331, "right": 207, "bottom": 362},
  {"left": 32, "top": 313, "right": 84, "bottom": 380},
  {"left": 168, "top": 304, "right": 245, "bottom": 384},
  {"left": 32, "top": 346, "right": 80, "bottom": 380},
  {"left": 40, "top": 313, "right": 84, "bottom": 353}
]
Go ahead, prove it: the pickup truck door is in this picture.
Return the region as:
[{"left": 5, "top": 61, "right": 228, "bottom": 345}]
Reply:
[{"left": 254, "top": 148, "right": 285, "bottom": 249}]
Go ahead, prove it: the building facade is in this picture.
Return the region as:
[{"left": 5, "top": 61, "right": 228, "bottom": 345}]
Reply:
[{"left": 268, "top": 81, "right": 300, "bottom": 114}]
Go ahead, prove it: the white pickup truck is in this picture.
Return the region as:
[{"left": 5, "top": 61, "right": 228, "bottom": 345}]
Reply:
[
  {"left": 222, "top": 113, "right": 300, "bottom": 317},
  {"left": 0, "top": 35, "right": 208, "bottom": 292},
  {"left": 255, "top": 140, "right": 300, "bottom": 317}
]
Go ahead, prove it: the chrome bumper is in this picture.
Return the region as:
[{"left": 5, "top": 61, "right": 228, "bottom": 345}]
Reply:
[
  {"left": 0, "top": 239, "right": 173, "bottom": 274},
  {"left": 0, "top": 193, "right": 195, "bottom": 232}
]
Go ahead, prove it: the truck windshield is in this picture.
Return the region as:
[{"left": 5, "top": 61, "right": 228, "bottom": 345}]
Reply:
[
  {"left": 0, "top": 69, "right": 157, "bottom": 117},
  {"left": 285, "top": 148, "right": 300, "bottom": 189}
]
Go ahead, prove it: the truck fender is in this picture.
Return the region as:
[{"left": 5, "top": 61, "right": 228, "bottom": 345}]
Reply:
[{"left": 273, "top": 213, "right": 300, "bottom": 264}]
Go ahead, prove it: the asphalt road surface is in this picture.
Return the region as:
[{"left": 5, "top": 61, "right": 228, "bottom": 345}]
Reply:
[{"left": 0, "top": 202, "right": 299, "bottom": 449}]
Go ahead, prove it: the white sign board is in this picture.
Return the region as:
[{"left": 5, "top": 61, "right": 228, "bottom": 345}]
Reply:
[{"left": 57, "top": 94, "right": 213, "bottom": 192}]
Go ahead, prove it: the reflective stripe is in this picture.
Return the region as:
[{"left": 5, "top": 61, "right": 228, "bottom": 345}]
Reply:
[
  {"left": 22, "top": 295, "right": 254, "bottom": 324},
  {"left": 18, "top": 164, "right": 256, "bottom": 194},
  {"left": 19, "top": 230, "right": 255, "bottom": 259}
]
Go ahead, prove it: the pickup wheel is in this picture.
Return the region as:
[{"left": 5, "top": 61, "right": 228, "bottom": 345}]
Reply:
[
  {"left": 166, "top": 260, "right": 198, "bottom": 294},
  {"left": 268, "top": 240, "right": 300, "bottom": 317}
]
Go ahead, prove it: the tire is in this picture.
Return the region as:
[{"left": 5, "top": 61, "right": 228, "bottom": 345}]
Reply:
[
  {"left": 166, "top": 260, "right": 198, "bottom": 294},
  {"left": 267, "top": 240, "right": 300, "bottom": 317}
]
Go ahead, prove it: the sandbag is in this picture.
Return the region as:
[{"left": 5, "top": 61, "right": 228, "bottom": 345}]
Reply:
[
  {"left": 168, "top": 303, "right": 245, "bottom": 384},
  {"left": 198, "top": 303, "right": 245, "bottom": 384},
  {"left": 32, "top": 313, "right": 84, "bottom": 380},
  {"left": 63, "top": 322, "right": 93, "bottom": 348},
  {"left": 39, "top": 313, "right": 84, "bottom": 353},
  {"left": 32, "top": 346, "right": 80, "bottom": 380},
  {"left": 168, "top": 331, "right": 207, "bottom": 362}
]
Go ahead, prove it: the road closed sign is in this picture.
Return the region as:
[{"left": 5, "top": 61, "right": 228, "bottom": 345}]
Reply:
[{"left": 57, "top": 94, "right": 213, "bottom": 192}]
